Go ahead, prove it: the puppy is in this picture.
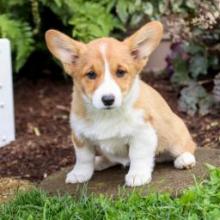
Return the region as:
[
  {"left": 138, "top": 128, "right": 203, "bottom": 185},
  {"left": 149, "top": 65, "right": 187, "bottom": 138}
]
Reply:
[{"left": 45, "top": 21, "right": 196, "bottom": 187}]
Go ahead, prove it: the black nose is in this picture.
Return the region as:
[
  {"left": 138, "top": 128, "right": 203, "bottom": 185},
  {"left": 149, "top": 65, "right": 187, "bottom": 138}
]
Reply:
[{"left": 101, "top": 95, "right": 115, "bottom": 106}]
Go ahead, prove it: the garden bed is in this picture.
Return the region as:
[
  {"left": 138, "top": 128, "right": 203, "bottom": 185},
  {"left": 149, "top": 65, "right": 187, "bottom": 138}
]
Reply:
[{"left": 0, "top": 73, "right": 219, "bottom": 182}]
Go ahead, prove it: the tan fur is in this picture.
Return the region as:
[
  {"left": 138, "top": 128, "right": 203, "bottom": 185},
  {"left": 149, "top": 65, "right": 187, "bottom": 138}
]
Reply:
[
  {"left": 134, "top": 81, "right": 196, "bottom": 155},
  {"left": 45, "top": 21, "right": 196, "bottom": 156},
  {"left": 72, "top": 38, "right": 138, "bottom": 99},
  {"left": 71, "top": 131, "right": 85, "bottom": 148}
]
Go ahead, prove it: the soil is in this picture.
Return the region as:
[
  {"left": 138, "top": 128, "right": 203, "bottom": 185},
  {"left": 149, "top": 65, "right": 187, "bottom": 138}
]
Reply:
[{"left": 0, "top": 73, "right": 219, "bottom": 182}]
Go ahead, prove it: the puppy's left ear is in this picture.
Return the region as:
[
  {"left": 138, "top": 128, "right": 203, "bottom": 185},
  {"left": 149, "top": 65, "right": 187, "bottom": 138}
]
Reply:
[{"left": 124, "top": 21, "right": 163, "bottom": 62}]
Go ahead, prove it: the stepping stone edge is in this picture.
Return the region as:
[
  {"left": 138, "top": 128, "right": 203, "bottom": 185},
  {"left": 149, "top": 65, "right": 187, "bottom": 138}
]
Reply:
[{"left": 39, "top": 148, "right": 220, "bottom": 196}]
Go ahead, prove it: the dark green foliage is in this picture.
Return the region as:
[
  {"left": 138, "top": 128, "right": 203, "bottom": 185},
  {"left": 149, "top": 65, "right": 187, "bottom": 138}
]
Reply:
[
  {"left": 165, "top": 0, "right": 220, "bottom": 115},
  {"left": 0, "top": 0, "right": 145, "bottom": 72},
  {"left": 0, "top": 0, "right": 34, "bottom": 72},
  {"left": 0, "top": 0, "right": 200, "bottom": 72},
  {"left": 40, "top": 0, "right": 123, "bottom": 42},
  {"left": 167, "top": 39, "right": 220, "bottom": 116},
  {"left": 178, "top": 82, "right": 214, "bottom": 116},
  {"left": 68, "top": 2, "right": 121, "bottom": 42},
  {"left": 1, "top": 166, "right": 220, "bottom": 219},
  {"left": 0, "top": 15, "right": 34, "bottom": 72}
]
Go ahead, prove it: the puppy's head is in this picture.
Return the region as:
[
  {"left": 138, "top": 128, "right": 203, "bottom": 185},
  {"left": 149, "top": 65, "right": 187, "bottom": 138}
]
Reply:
[{"left": 45, "top": 21, "right": 163, "bottom": 110}]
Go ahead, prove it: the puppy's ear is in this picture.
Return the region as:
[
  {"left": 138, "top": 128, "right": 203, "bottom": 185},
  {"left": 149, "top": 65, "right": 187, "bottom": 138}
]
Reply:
[
  {"left": 45, "top": 30, "right": 86, "bottom": 76},
  {"left": 124, "top": 21, "right": 163, "bottom": 63}
]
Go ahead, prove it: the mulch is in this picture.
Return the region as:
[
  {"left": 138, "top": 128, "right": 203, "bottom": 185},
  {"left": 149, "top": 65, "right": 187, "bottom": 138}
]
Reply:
[{"left": 0, "top": 73, "right": 219, "bottom": 182}]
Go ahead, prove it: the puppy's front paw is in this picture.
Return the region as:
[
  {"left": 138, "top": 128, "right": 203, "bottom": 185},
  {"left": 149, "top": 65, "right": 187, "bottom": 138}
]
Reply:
[
  {"left": 125, "top": 172, "right": 152, "bottom": 187},
  {"left": 65, "top": 167, "right": 93, "bottom": 184},
  {"left": 174, "top": 152, "right": 196, "bottom": 169}
]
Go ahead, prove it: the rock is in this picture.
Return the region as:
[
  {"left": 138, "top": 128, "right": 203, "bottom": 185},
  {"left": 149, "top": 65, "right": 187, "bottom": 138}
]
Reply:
[{"left": 39, "top": 148, "right": 220, "bottom": 196}]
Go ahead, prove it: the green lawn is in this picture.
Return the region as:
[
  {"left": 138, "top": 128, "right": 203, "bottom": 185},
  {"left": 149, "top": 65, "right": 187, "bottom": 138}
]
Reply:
[{"left": 1, "top": 165, "right": 220, "bottom": 220}]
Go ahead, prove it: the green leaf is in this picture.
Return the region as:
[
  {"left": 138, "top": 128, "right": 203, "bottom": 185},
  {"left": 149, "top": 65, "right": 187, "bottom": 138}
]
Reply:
[
  {"left": 179, "top": 190, "right": 197, "bottom": 205},
  {"left": 206, "top": 163, "right": 217, "bottom": 170},
  {"left": 54, "top": 0, "right": 62, "bottom": 7},
  {"left": 130, "top": 13, "right": 143, "bottom": 27},
  {"left": 187, "top": 214, "right": 199, "bottom": 220},
  {"left": 158, "top": 1, "right": 167, "bottom": 14},
  {"left": 116, "top": 0, "right": 129, "bottom": 23},
  {"left": 171, "top": 57, "right": 190, "bottom": 86},
  {"left": 182, "top": 42, "right": 204, "bottom": 54},
  {"left": 69, "top": 2, "right": 120, "bottom": 42},
  {"left": 186, "top": 0, "right": 196, "bottom": 9},
  {"left": 105, "top": 0, "right": 117, "bottom": 12},
  {"left": 142, "top": 2, "right": 154, "bottom": 16},
  {"left": 208, "top": 55, "right": 219, "bottom": 69},
  {"left": 178, "top": 83, "right": 213, "bottom": 116},
  {"left": 198, "top": 94, "right": 214, "bottom": 116},
  {"left": 208, "top": 209, "right": 220, "bottom": 220},
  {"left": 0, "top": 14, "right": 34, "bottom": 72},
  {"left": 189, "top": 55, "right": 208, "bottom": 78},
  {"left": 178, "top": 83, "right": 198, "bottom": 116},
  {"left": 170, "top": 0, "right": 184, "bottom": 13}
]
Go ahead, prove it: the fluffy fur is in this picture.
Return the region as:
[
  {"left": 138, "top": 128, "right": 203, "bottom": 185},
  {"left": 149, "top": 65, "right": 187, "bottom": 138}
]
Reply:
[{"left": 45, "top": 21, "right": 196, "bottom": 187}]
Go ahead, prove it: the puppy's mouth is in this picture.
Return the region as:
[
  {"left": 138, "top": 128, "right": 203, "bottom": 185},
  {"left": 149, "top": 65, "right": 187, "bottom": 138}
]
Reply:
[{"left": 104, "top": 106, "right": 114, "bottom": 110}]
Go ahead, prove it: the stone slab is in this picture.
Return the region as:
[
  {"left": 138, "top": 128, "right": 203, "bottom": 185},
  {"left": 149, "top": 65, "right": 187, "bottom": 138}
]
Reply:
[{"left": 39, "top": 148, "right": 220, "bottom": 196}]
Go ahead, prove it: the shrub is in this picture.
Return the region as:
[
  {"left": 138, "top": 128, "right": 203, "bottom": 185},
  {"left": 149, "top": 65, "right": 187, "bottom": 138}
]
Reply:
[
  {"left": 0, "top": 13, "right": 34, "bottom": 72},
  {"left": 0, "top": 0, "right": 199, "bottom": 72},
  {"left": 0, "top": 0, "right": 150, "bottom": 72},
  {"left": 166, "top": 0, "right": 220, "bottom": 115}
]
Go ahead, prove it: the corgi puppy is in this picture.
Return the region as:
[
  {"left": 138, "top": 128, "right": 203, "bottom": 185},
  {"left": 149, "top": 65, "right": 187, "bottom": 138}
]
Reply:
[{"left": 45, "top": 21, "right": 196, "bottom": 187}]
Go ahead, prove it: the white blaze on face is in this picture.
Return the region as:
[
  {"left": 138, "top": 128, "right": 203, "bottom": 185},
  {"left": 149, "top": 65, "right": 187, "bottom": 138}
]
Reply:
[{"left": 92, "top": 44, "right": 122, "bottom": 109}]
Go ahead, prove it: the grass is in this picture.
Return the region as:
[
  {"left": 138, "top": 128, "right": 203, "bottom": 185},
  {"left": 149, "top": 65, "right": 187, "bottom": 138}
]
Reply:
[{"left": 1, "top": 165, "right": 220, "bottom": 220}]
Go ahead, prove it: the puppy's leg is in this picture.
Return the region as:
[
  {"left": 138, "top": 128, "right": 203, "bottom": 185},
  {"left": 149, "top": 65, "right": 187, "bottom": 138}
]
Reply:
[
  {"left": 125, "top": 124, "right": 157, "bottom": 187},
  {"left": 95, "top": 156, "right": 117, "bottom": 171},
  {"left": 66, "top": 133, "right": 95, "bottom": 184},
  {"left": 172, "top": 140, "right": 196, "bottom": 169}
]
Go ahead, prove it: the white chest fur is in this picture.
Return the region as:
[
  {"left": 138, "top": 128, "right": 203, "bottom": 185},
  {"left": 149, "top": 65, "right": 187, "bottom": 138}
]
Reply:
[
  {"left": 71, "top": 106, "right": 145, "bottom": 139},
  {"left": 70, "top": 106, "right": 146, "bottom": 165}
]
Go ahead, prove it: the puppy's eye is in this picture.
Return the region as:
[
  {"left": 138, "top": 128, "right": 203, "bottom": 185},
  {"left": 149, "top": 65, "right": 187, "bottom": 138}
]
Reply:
[
  {"left": 86, "top": 71, "right": 97, "bottom": 80},
  {"left": 116, "top": 69, "right": 126, "bottom": 78}
]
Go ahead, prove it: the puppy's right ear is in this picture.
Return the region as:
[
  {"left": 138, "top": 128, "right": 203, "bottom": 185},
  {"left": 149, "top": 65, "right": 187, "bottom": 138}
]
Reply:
[{"left": 45, "top": 30, "right": 86, "bottom": 75}]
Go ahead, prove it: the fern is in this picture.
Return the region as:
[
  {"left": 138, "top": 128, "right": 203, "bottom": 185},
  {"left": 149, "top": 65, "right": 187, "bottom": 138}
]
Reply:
[
  {"left": 69, "top": 2, "right": 122, "bottom": 42},
  {"left": 0, "top": 0, "right": 156, "bottom": 72},
  {"left": 0, "top": 0, "right": 26, "bottom": 12},
  {"left": 40, "top": 0, "right": 123, "bottom": 42},
  {"left": 31, "top": 0, "right": 41, "bottom": 35},
  {"left": 39, "top": 0, "right": 72, "bottom": 25},
  {"left": 0, "top": 14, "right": 34, "bottom": 72}
]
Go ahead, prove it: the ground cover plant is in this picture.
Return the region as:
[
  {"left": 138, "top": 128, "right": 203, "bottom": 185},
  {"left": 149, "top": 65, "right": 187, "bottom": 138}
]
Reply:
[
  {"left": 165, "top": 0, "right": 220, "bottom": 115},
  {"left": 1, "top": 166, "right": 220, "bottom": 220}
]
